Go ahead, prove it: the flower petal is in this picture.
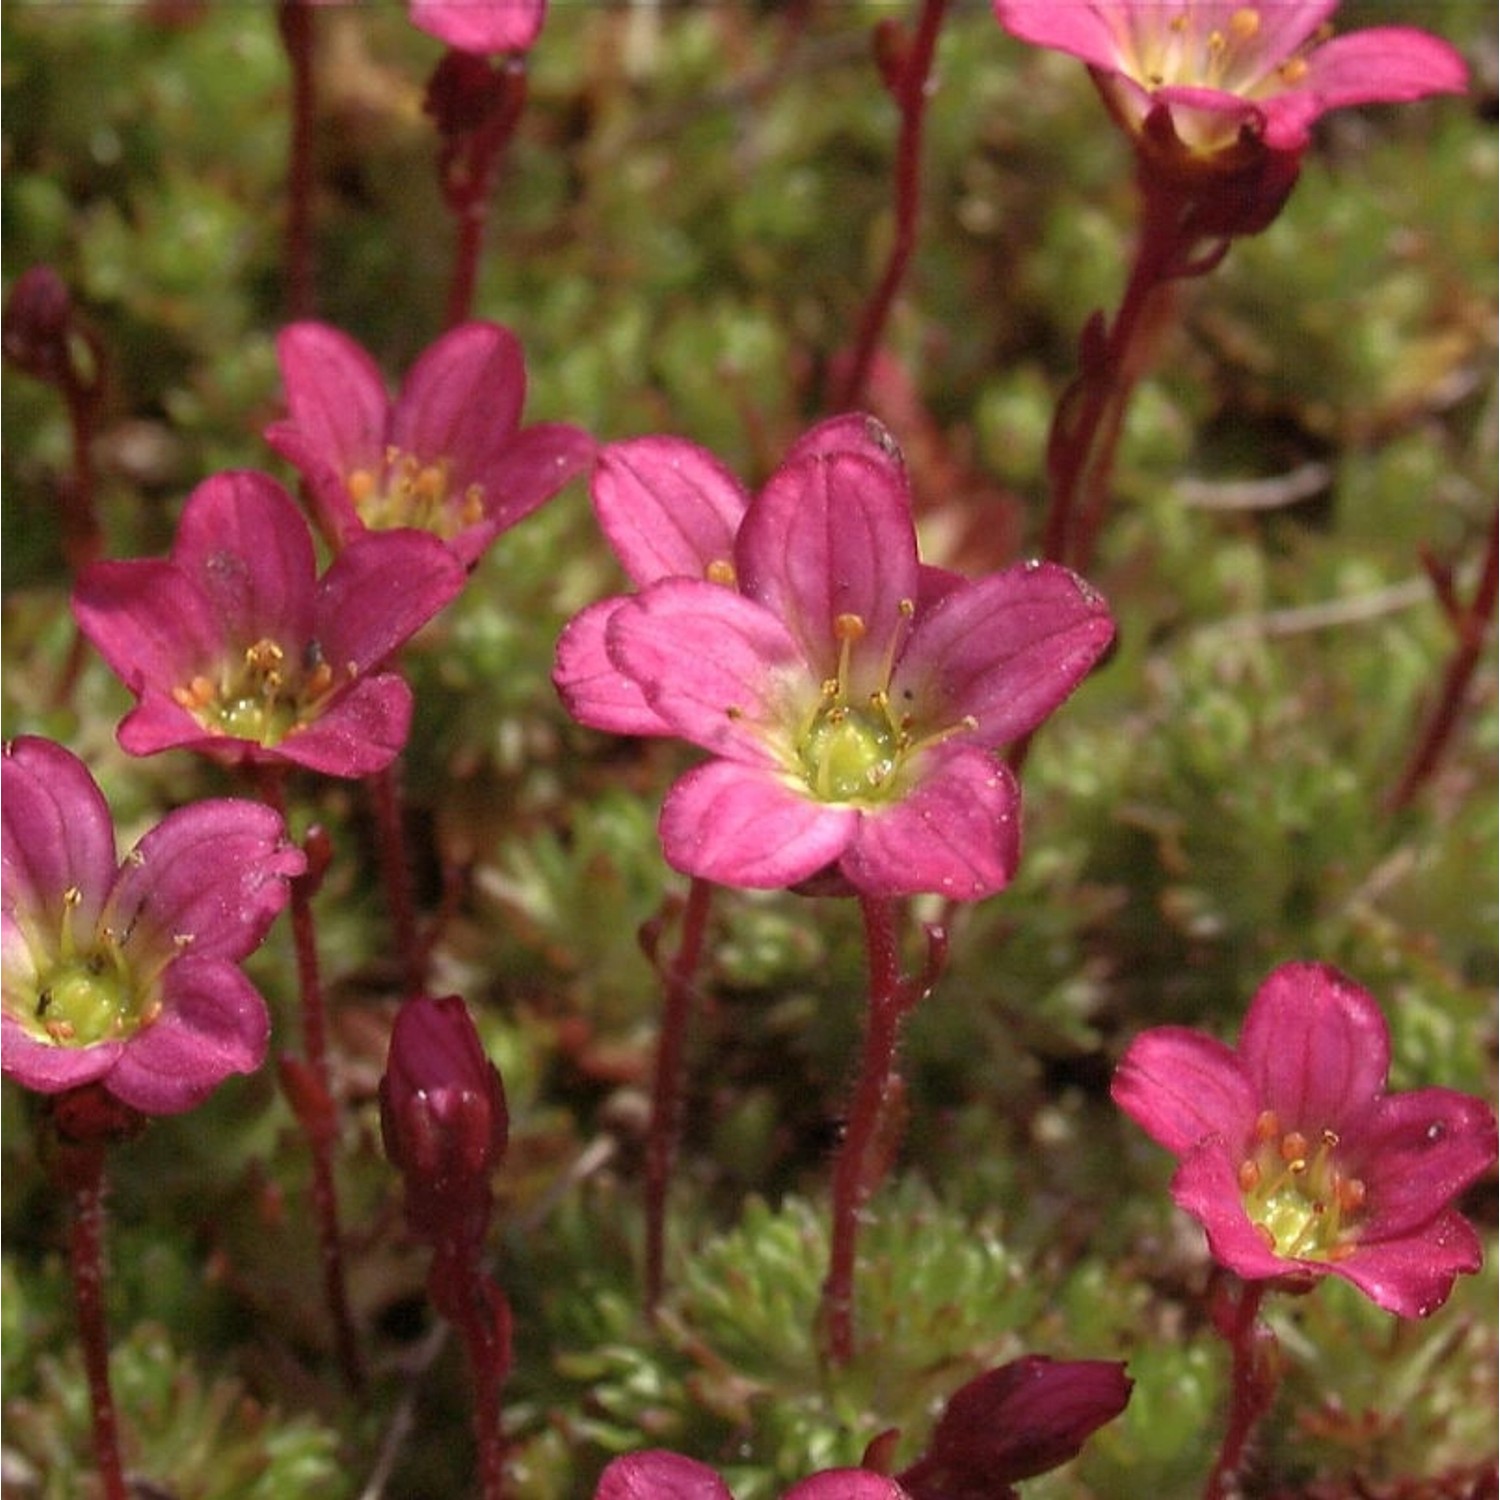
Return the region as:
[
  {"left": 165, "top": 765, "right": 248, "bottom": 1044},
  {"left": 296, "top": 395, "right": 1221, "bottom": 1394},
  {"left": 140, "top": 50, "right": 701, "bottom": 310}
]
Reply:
[
  {"left": 593, "top": 1451, "right": 733, "bottom": 1500},
  {"left": 105, "top": 799, "right": 302, "bottom": 967},
  {"left": 170, "top": 472, "right": 320, "bottom": 648},
  {"left": 271, "top": 321, "right": 390, "bottom": 476},
  {"left": 409, "top": 0, "right": 546, "bottom": 56},
  {"left": 1112, "top": 1027, "right": 1255, "bottom": 1156},
  {"left": 893, "top": 562, "right": 1114, "bottom": 748},
  {"left": 1237, "top": 963, "right": 1389, "bottom": 1133},
  {"left": 658, "top": 761, "right": 857, "bottom": 890},
  {"left": 276, "top": 674, "right": 417, "bottom": 777},
  {"left": 0, "top": 1014, "right": 119, "bottom": 1095},
  {"left": 461, "top": 419, "right": 594, "bottom": 543},
  {"left": 990, "top": 1, "right": 1125, "bottom": 71},
  {"left": 606, "top": 579, "right": 804, "bottom": 762},
  {"left": 590, "top": 436, "right": 750, "bottom": 586},
  {"left": 104, "top": 959, "right": 270, "bottom": 1114},
  {"left": 735, "top": 449, "right": 921, "bottom": 687},
  {"left": 841, "top": 746, "right": 1021, "bottom": 899},
  {"left": 784, "top": 1474, "right": 909, "bottom": 1500},
  {"left": 553, "top": 596, "right": 669, "bottom": 737},
  {"left": 2, "top": 738, "right": 118, "bottom": 937},
  {"left": 1170, "top": 1148, "right": 1300, "bottom": 1283},
  {"left": 1330, "top": 1210, "right": 1484, "bottom": 1319}
]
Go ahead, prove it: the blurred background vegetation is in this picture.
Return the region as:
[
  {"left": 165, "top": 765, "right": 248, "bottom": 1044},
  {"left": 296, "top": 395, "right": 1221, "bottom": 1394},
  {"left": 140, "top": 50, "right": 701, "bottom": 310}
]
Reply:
[{"left": 2, "top": 2, "right": 1495, "bottom": 1495}]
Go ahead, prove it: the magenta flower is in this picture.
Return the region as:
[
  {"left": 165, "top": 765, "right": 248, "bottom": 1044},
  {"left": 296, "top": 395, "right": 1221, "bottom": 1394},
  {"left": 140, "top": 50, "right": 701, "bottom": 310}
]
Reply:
[
  {"left": 993, "top": 1, "right": 1467, "bottom": 159},
  {"left": 266, "top": 320, "right": 592, "bottom": 567},
  {"left": 897, "top": 1356, "right": 1133, "bottom": 1500},
  {"left": 71, "top": 470, "right": 466, "bottom": 778},
  {"left": 557, "top": 419, "right": 1114, "bottom": 898},
  {"left": 2, "top": 737, "right": 303, "bottom": 1115},
  {"left": 1112, "top": 961, "right": 1498, "bottom": 1318},
  {"left": 594, "top": 1452, "right": 908, "bottom": 1500},
  {"left": 409, "top": 0, "right": 546, "bottom": 56}
]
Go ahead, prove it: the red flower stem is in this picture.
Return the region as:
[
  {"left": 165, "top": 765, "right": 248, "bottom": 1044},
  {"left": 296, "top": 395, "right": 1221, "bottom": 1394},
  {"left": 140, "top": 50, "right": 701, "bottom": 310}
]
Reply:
[
  {"left": 277, "top": 0, "right": 317, "bottom": 319},
  {"left": 1204, "top": 1278, "right": 1276, "bottom": 1499},
  {"left": 821, "top": 894, "right": 909, "bottom": 1366},
  {"left": 1386, "top": 510, "right": 1499, "bottom": 812},
  {"left": 434, "top": 1252, "right": 509, "bottom": 1500},
  {"left": 643, "top": 876, "right": 715, "bottom": 1317},
  {"left": 367, "top": 762, "right": 425, "bottom": 993},
  {"left": 834, "top": 0, "right": 950, "bottom": 413},
  {"left": 65, "top": 1144, "right": 128, "bottom": 1500},
  {"left": 444, "top": 61, "right": 528, "bottom": 330},
  {"left": 253, "top": 769, "right": 364, "bottom": 1391},
  {"left": 1043, "top": 182, "right": 1197, "bottom": 572}
]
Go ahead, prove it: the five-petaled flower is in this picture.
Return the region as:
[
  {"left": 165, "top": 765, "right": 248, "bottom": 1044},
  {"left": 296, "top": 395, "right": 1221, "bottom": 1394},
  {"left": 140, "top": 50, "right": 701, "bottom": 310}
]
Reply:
[
  {"left": 266, "top": 320, "right": 593, "bottom": 568},
  {"left": 409, "top": 0, "right": 547, "bottom": 57},
  {"left": 555, "top": 417, "right": 1114, "bottom": 898},
  {"left": 992, "top": 1, "right": 1468, "bottom": 159},
  {"left": 2, "top": 737, "right": 303, "bottom": 1115},
  {"left": 1112, "top": 961, "right": 1498, "bottom": 1318},
  {"left": 72, "top": 470, "right": 467, "bottom": 778}
]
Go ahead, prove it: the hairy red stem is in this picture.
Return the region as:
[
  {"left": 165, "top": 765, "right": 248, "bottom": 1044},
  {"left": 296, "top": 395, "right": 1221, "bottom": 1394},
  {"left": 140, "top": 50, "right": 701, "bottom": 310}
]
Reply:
[
  {"left": 1204, "top": 1278, "right": 1277, "bottom": 1499},
  {"left": 367, "top": 762, "right": 425, "bottom": 993},
  {"left": 834, "top": 0, "right": 949, "bottom": 412},
  {"left": 1386, "top": 511, "right": 1499, "bottom": 812},
  {"left": 643, "top": 876, "right": 715, "bottom": 1316}
]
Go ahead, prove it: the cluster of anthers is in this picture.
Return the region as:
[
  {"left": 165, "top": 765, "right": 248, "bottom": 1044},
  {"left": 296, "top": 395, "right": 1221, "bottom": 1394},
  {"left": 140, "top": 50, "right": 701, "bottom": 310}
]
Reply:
[
  {"left": 1236, "top": 1108, "right": 1367, "bottom": 1263},
  {"left": 347, "top": 448, "right": 486, "bottom": 539},
  {"left": 172, "top": 637, "right": 343, "bottom": 745}
]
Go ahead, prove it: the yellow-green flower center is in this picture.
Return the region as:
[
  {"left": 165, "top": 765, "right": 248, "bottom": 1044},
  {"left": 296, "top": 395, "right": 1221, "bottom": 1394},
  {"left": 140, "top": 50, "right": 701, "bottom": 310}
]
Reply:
[
  {"left": 173, "top": 637, "right": 345, "bottom": 746},
  {"left": 1237, "top": 1109, "right": 1366, "bottom": 1262},
  {"left": 347, "top": 447, "right": 485, "bottom": 540}
]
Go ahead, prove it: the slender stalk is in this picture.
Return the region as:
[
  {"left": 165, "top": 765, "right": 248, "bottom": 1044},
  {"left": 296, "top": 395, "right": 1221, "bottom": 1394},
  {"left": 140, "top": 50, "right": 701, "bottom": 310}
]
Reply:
[
  {"left": 820, "top": 894, "right": 909, "bottom": 1366},
  {"left": 367, "top": 761, "right": 425, "bottom": 993},
  {"left": 432, "top": 1250, "right": 510, "bottom": 1500},
  {"left": 1386, "top": 511, "right": 1499, "bottom": 812},
  {"left": 1204, "top": 1278, "right": 1278, "bottom": 1499},
  {"left": 642, "top": 876, "right": 715, "bottom": 1317},
  {"left": 66, "top": 1144, "right": 128, "bottom": 1500},
  {"left": 254, "top": 769, "right": 364, "bottom": 1391},
  {"left": 834, "top": 0, "right": 949, "bottom": 412},
  {"left": 277, "top": 0, "right": 317, "bottom": 319}
]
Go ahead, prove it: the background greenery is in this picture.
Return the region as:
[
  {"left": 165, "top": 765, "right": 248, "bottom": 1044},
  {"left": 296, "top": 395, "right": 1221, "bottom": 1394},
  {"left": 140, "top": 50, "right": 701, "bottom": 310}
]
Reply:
[{"left": 2, "top": 2, "right": 1494, "bottom": 1495}]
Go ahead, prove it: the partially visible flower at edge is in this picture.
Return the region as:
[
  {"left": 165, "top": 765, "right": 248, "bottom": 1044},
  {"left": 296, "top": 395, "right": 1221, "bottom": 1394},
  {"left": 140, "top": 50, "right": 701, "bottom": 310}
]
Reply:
[
  {"left": 557, "top": 416, "right": 1115, "bottom": 899},
  {"left": 2, "top": 737, "right": 303, "bottom": 1115},
  {"left": 71, "top": 470, "right": 467, "bottom": 778},
  {"left": 409, "top": 0, "right": 546, "bottom": 57},
  {"left": 991, "top": 1, "right": 1468, "bottom": 157},
  {"left": 266, "top": 320, "right": 593, "bottom": 567},
  {"left": 594, "top": 1451, "right": 907, "bottom": 1500},
  {"left": 1112, "top": 960, "right": 1498, "bottom": 1318}
]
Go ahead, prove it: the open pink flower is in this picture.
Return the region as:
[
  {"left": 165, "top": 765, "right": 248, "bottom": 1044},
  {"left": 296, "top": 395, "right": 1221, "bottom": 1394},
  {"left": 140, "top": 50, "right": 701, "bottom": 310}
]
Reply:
[
  {"left": 555, "top": 415, "right": 899, "bottom": 737},
  {"left": 1112, "top": 961, "right": 1498, "bottom": 1318},
  {"left": 266, "top": 321, "right": 592, "bottom": 568},
  {"left": 993, "top": 2, "right": 1468, "bottom": 158},
  {"left": 72, "top": 470, "right": 466, "bottom": 778},
  {"left": 558, "top": 420, "right": 1114, "bottom": 898},
  {"left": 2, "top": 738, "right": 303, "bottom": 1115},
  {"left": 409, "top": 0, "right": 546, "bottom": 56}
]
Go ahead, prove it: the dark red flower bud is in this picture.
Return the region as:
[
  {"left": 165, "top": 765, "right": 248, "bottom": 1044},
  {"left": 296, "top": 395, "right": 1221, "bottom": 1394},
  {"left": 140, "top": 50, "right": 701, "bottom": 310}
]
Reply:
[
  {"left": 379, "top": 994, "right": 508, "bottom": 1252},
  {"left": 3, "top": 266, "right": 77, "bottom": 385},
  {"left": 898, "top": 1355, "right": 1133, "bottom": 1500}
]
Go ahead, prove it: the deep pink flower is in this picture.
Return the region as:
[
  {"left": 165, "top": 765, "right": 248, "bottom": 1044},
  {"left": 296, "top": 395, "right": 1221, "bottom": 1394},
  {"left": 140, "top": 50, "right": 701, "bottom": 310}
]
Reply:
[
  {"left": 2, "top": 737, "right": 303, "bottom": 1115},
  {"left": 993, "top": 1, "right": 1468, "bottom": 158},
  {"left": 409, "top": 0, "right": 546, "bottom": 56},
  {"left": 266, "top": 320, "right": 592, "bottom": 567},
  {"left": 379, "top": 993, "right": 508, "bottom": 1258},
  {"left": 897, "top": 1356, "right": 1133, "bottom": 1500},
  {"left": 1112, "top": 961, "right": 1498, "bottom": 1318},
  {"left": 593, "top": 1452, "right": 908, "bottom": 1500},
  {"left": 558, "top": 419, "right": 1114, "bottom": 898},
  {"left": 71, "top": 471, "right": 466, "bottom": 778}
]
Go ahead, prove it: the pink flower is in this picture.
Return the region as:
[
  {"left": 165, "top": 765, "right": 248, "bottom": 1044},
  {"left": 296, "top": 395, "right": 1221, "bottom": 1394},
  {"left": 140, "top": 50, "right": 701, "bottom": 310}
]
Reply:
[
  {"left": 409, "top": 0, "right": 546, "bottom": 56},
  {"left": 266, "top": 321, "right": 592, "bottom": 567},
  {"left": 593, "top": 1452, "right": 908, "bottom": 1500},
  {"left": 2, "top": 737, "right": 303, "bottom": 1115},
  {"left": 992, "top": 2, "right": 1468, "bottom": 158},
  {"left": 897, "top": 1356, "right": 1133, "bottom": 1500},
  {"left": 71, "top": 471, "right": 467, "bottom": 778},
  {"left": 1112, "top": 961, "right": 1498, "bottom": 1318},
  {"left": 379, "top": 993, "right": 508, "bottom": 1258},
  {"left": 557, "top": 418, "right": 1114, "bottom": 898}
]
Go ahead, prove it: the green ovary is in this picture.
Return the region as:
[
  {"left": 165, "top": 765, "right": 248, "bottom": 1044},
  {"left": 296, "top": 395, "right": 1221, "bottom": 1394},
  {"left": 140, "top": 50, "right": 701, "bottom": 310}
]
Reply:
[
  {"left": 798, "top": 707, "right": 900, "bottom": 804},
  {"left": 25, "top": 945, "right": 154, "bottom": 1048},
  {"left": 1239, "top": 1117, "right": 1365, "bottom": 1262}
]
